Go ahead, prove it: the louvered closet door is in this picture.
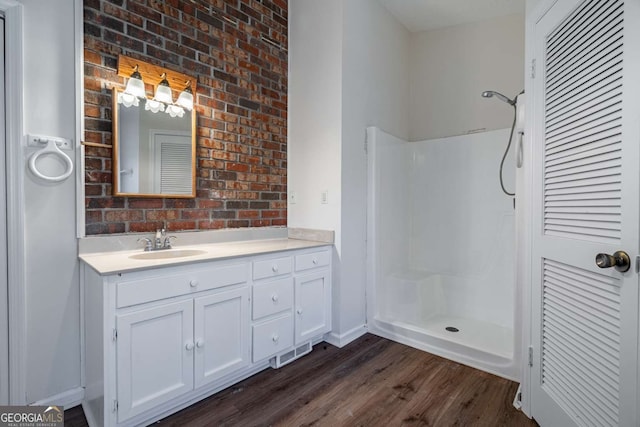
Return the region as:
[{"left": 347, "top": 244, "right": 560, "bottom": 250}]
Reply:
[{"left": 530, "top": 0, "right": 640, "bottom": 426}]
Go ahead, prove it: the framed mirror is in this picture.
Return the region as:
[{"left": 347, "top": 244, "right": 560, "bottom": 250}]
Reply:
[{"left": 112, "top": 88, "right": 196, "bottom": 198}]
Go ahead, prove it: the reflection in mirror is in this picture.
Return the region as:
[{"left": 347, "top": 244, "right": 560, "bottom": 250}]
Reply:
[{"left": 113, "top": 88, "right": 196, "bottom": 198}]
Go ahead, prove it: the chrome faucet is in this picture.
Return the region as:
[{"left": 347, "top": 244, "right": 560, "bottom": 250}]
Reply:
[{"left": 137, "top": 229, "right": 176, "bottom": 251}]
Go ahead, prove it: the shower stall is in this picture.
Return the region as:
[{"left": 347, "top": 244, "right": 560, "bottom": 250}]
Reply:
[{"left": 366, "top": 125, "right": 522, "bottom": 380}]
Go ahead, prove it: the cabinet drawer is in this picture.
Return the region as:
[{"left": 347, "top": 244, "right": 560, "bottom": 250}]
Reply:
[
  {"left": 253, "top": 256, "right": 292, "bottom": 280},
  {"left": 252, "top": 278, "right": 293, "bottom": 320},
  {"left": 295, "top": 250, "right": 330, "bottom": 272},
  {"left": 117, "top": 263, "right": 248, "bottom": 308},
  {"left": 252, "top": 315, "right": 293, "bottom": 362}
]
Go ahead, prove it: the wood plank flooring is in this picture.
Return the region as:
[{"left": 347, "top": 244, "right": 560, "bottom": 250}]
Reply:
[{"left": 65, "top": 334, "right": 537, "bottom": 426}]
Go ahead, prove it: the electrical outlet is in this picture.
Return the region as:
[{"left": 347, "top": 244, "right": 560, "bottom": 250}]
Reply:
[
  {"left": 321, "top": 191, "right": 328, "bottom": 204},
  {"left": 289, "top": 192, "right": 297, "bottom": 204}
]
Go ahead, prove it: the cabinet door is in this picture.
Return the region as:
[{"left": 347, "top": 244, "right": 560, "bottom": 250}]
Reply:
[
  {"left": 294, "top": 270, "right": 331, "bottom": 344},
  {"left": 194, "top": 287, "right": 250, "bottom": 388},
  {"left": 116, "top": 300, "right": 194, "bottom": 422}
]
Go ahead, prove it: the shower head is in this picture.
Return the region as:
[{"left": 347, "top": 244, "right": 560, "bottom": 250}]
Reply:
[{"left": 481, "top": 90, "right": 516, "bottom": 106}]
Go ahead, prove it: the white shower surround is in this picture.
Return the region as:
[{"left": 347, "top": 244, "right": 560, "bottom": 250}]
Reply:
[{"left": 366, "top": 126, "right": 520, "bottom": 380}]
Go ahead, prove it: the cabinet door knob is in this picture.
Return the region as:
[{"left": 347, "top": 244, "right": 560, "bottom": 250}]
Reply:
[
  {"left": 196, "top": 339, "right": 204, "bottom": 348},
  {"left": 271, "top": 294, "right": 279, "bottom": 302},
  {"left": 190, "top": 280, "right": 198, "bottom": 287},
  {"left": 272, "top": 265, "right": 279, "bottom": 273},
  {"left": 272, "top": 334, "right": 279, "bottom": 343},
  {"left": 297, "top": 308, "right": 303, "bottom": 315},
  {"left": 312, "top": 258, "right": 318, "bottom": 265},
  {"left": 185, "top": 342, "right": 194, "bottom": 351}
]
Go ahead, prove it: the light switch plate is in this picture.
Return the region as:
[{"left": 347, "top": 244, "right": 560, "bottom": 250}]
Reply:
[{"left": 320, "top": 191, "right": 328, "bottom": 204}]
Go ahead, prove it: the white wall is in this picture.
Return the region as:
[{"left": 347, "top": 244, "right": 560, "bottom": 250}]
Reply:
[
  {"left": 409, "top": 14, "right": 525, "bottom": 141},
  {"left": 338, "top": 0, "right": 409, "bottom": 338},
  {"left": 289, "top": 0, "right": 410, "bottom": 343},
  {"left": 21, "top": 0, "right": 81, "bottom": 404},
  {"left": 288, "top": 0, "right": 343, "bottom": 238}
]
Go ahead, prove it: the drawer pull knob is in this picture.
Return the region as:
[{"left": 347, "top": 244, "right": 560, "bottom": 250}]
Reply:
[
  {"left": 272, "top": 334, "right": 279, "bottom": 343},
  {"left": 190, "top": 280, "right": 198, "bottom": 287},
  {"left": 196, "top": 340, "right": 204, "bottom": 349},
  {"left": 271, "top": 294, "right": 279, "bottom": 302},
  {"left": 272, "top": 265, "right": 279, "bottom": 273},
  {"left": 297, "top": 309, "right": 303, "bottom": 315},
  {"left": 312, "top": 258, "right": 318, "bottom": 265},
  {"left": 185, "top": 342, "right": 194, "bottom": 351}
]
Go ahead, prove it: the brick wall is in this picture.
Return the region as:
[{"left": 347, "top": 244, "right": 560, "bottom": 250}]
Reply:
[{"left": 84, "top": 0, "right": 288, "bottom": 235}]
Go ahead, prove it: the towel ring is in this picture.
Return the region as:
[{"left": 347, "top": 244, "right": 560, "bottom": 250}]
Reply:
[{"left": 28, "top": 140, "right": 74, "bottom": 182}]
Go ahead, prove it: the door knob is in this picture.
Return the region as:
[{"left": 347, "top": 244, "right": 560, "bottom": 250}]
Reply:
[{"left": 595, "top": 251, "right": 631, "bottom": 272}]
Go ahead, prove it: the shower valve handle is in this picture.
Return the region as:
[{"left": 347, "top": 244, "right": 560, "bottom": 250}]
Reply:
[{"left": 595, "top": 251, "right": 630, "bottom": 273}]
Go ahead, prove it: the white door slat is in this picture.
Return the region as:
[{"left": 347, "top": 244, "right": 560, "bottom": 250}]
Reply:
[
  {"left": 546, "top": 94, "right": 621, "bottom": 135},
  {"left": 547, "top": 30, "right": 622, "bottom": 97},
  {"left": 544, "top": 225, "right": 620, "bottom": 241},
  {"left": 546, "top": 70, "right": 622, "bottom": 118},
  {"left": 545, "top": 182, "right": 620, "bottom": 196},
  {"left": 545, "top": 104, "right": 621, "bottom": 141},
  {"left": 544, "top": 173, "right": 620, "bottom": 190},
  {"left": 545, "top": 155, "right": 621, "bottom": 178},
  {"left": 547, "top": 77, "right": 622, "bottom": 123},
  {"left": 546, "top": 0, "right": 619, "bottom": 62},
  {"left": 542, "top": 351, "right": 619, "bottom": 423},
  {"left": 545, "top": 115, "right": 620, "bottom": 148},
  {"left": 547, "top": 21, "right": 622, "bottom": 88},
  {"left": 544, "top": 304, "right": 621, "bottom": 358},
  {"left": 542, "top": 341, "right": 619, "bottom": 409},
  {"left": 546, "top": 135, "right": 621, "bottom": 163}
]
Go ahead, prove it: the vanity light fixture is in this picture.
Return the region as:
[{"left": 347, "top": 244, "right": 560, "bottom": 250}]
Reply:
[
  {"left": 116, "top": 55, "right": 198, "bottom": 116},
  {"left": 176, "top": 81, "right": 194, "bottom": 111},
  {"left": 118, "top": 64, "right": 146, "bottom": 107}
]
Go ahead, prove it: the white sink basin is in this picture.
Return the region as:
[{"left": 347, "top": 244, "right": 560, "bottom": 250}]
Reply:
[{"left": 129, "top": 249, "right": 207, "bottom": 260}]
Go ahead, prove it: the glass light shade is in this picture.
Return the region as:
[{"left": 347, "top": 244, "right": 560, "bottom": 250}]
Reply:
[
  {"left": 154, "top": 74, "right": 173, "bottom": 104},
  {"left": 176, "top": 86, "right": 193, "bottom": 111},
  {"left": 117, "top": 92, "right": 139, "bottom": 108},
  {"left": 166, "top": 104, "right": 185, "bottom": 118},
  {"left": 124, "top": 76, "right": 146, "bottom": 98},
  {"left": 145, "top": 99, "right": 165, "bottom": 113}
]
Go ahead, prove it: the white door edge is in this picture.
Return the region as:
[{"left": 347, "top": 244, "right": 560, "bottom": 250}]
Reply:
[
  {"left": 1, "top": 0, "right": 26, "bottom": 405},
  {"left": 0, "top": 13, "right": 9, "bottom": 407}
]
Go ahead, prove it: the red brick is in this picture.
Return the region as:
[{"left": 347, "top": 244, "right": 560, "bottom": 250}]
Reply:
[{"left": 84, "top": 0, "right": 288, "bottom": 236}]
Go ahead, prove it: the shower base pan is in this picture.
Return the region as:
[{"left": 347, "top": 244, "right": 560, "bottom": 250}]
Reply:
[{"left": 369, "top": 315, "right": 517, "bottom": 381}]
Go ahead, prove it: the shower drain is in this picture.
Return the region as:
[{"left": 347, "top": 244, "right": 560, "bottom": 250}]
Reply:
[{"left": 445, "top": 326, "right": 459, "bottom": 332}]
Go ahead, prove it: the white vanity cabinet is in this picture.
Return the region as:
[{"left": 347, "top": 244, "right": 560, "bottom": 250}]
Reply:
[
  {"left": 115, "top": 299, "right": 195, "bottom": 421},
  {"left": 294, "top": 251, "right": 331, "bottom": 344},
  {"left": 81, "top": 244, "right": 331, "bottom": 427}
]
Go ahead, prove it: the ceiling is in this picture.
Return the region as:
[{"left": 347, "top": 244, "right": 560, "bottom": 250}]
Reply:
[{"left": 378, "top": 0, "right": 526, "bottom": 33}]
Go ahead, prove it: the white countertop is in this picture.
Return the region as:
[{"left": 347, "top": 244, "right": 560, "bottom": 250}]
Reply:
[{"left": 79, "top": 238, "right": 331, "bottom": 275}]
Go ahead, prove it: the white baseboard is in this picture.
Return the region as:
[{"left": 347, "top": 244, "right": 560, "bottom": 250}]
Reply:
[
  {"left": 32, "top": 386, "right": 84, "bottom": 409},
  {"left": 324, "top": 324, "right": 367, "bottom": 348}
]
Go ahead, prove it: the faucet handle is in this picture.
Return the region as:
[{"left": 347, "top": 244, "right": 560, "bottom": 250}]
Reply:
[
  {"left": 137, "top": 238, "right": 153, "bottom": 252},
  {"left": 163, "top": 235, "right": 177, "bottom": 249}
]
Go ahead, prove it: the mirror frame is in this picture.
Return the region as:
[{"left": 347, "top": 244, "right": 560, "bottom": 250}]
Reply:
[{"left": 112, "top": 87, "right": 197, "bottom": 198}]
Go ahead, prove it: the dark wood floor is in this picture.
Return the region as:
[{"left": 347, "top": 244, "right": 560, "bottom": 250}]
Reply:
[{"left": 65, "top": 334, "right": 536, "bottom": 426}]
